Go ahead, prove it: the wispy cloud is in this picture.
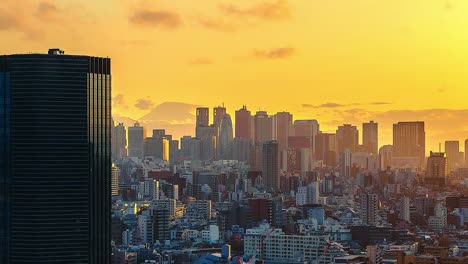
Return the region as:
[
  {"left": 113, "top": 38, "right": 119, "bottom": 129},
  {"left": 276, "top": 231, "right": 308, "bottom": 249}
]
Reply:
[
  {"left": 219, "top": 0, "right": 291, "bottom": 20},
  {"left": 197, "top": 17, "right": 237, "bottom": 32},
  {"left": 302, "top": 103, "right": 345, "bottom": 108},
  {"left": 303, "top": 102, "right": 391, "bottom": 108},
  {"left": 129, "top": 9, "right": 182, "bottom": 29},
  {"left": 0, "top": 8, "right": 17, "bottom": 30},
  {"left": 134, "top": 98, "right": 154, "bottom": 110},
  {"left": 0, "top": 0, "right": 92, "bottom": 39},
  {"left": 37, "top": 1, "right": 58, "bottom": 14},
  {"left": 113, "top": 94, "right": 126, "bottom": 105},
  {"left": 253, "top": 47, "right": 295, "bottom": 59},
  {"left": 370, "top": 102, "right": 392, "bottom": 105}
]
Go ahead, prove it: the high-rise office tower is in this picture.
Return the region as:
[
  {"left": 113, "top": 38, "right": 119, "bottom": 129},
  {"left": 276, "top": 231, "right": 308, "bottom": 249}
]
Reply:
[
  {"left": 250, "top": 115, "right": 256, "bottom": 140},
  {"left": 393, "top": 121, "right": 425, "bottom": 166},
  {"left": 400, "top": 196, "right": 410, "bottom": 222},
  {"left": 0, "top": 50, "right": 111, "bottom": 263},
  {"left": 143, "top": 136, "right": 169, "bottom": 161},
  {"left": 273, "top": 112, "right": 293, "bottom": 153},
  {"left": 293, "top": 120, "right": 319, "bottom": 155},
  {"left": 198, "top": 125, "right": 217, "bottom": 160},
  {"left": 213, "top": 105, "right": 227, "bottom": 127},
  {"left": 466, "top": 139, "right": 468, "bottom": 167},
  {"left": 112, "top": 165, "right": 120, "bottom": 196},
  {"left": 152, "top": 129, "right": 166, "bottom": 138},
  {"left": 360, "top": 193, "right": 379, "bottom": 225},
  {"left": 235, "top": 105, "right": 251, "bottom": 139},
  {"left": 196, "top": 107, "right": 209, "bottom": 127},
  {"left": 112, "top": 122, "right": 127, "bottom": 161},
  {"left": 315, "top": 133, "right": 336, "bottom": 166},
  {"left": 196, "top": 107, "right": 210, "bottom": 138},
  {"left": 128, "top": 122, "right": 146, "bottom": 159},
  {"left": 445, "top": 141, "right": 460, "bottom": 171},
  {"left": 169, "top": 139, "right": 179, "bottom": 161},
  {"left": 218, "top": 114, "right": 233, "bottom": 159},
  {"left": 255, "top": 111, "right": 273, "bottom": 144},
  {"left": 336, "top": 124, "right": 359, "bottom": 154},
  {"left": 425, "top": 152, "right": 447, "bottom": 187},
  {"left": 181, "top": 136, "right": 202, "bottom": 160},
  {"left": 363, "top": 121, "right": 378, "bottom": 154},
  {"left": 262, "top": 141, "right": 279, "bottom": 191},
  {"left": 180, "top": 136, "right": 193, "bottom": 157},
  {"left": 188, "top": 138, "right": 201, "bottom": 160},
  {"left": 307, "top": 182, "right": 320, "bottom": 204},
  {"left": 153, "top": 207, "right": 170, "bottom": 243},
  {"left": 339, "top": 149, "right": 352, "bottom": 177},
  {"left": 379, "top": 145, "right": 393, "bottom": 169},
  {"left": 231, "top": 138, "right": 251, "bottom": 162}
]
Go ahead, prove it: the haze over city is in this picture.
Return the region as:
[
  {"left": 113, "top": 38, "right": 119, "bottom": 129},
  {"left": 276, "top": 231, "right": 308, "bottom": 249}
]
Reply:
[
  {"left": 1, "top": 0, "right": 468, "bottom": 151},
  {"left": 2, "top": 1, "right": 468, "bottom": 264}
]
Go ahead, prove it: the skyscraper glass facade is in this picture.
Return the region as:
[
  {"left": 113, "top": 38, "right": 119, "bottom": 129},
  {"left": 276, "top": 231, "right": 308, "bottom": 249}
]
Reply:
[{"left": 0, "top": 52, "right": 111, "bottom": 264}]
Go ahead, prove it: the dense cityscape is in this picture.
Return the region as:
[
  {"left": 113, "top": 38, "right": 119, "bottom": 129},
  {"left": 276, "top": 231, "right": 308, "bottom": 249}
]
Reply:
[
  {"left": 1, "top": 49, "right": 468, "bottom": 264},
  {"left": 1, "top": 1, "right": 468, "bottom": 263},
  {"left": 110, "top": 104, "right": 468, "bottom": 263}
]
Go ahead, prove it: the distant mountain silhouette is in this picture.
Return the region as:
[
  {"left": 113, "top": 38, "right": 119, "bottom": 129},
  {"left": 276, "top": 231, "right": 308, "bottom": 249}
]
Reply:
[
  {"left": 113, "top": 102, "right": 199, "bottom": 140},
  {"left": 139, "top": 102, "right": 198, "bottom": 124},
  {"left": 112, "top": 113, "right": 141, "bottom": 127}
]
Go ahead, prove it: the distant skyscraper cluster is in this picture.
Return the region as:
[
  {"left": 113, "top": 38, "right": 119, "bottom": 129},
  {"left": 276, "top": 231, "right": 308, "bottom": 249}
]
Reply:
[{"left": 113, "top": 102, "right": 468, "bottom": 196}]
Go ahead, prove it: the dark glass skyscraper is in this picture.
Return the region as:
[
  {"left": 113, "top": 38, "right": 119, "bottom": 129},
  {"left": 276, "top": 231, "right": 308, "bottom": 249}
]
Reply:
[
  {"left": 262, "top": 140, "right": 279, "bottom": 191},
  {"left": 0, "top": 49, "right": 111, "bottom": 263}
]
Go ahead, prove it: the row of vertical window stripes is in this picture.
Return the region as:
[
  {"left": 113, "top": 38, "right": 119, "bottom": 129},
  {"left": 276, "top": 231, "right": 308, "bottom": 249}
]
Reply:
[{"left": 1, "top": 55, "right": 111, "bottom": 264}]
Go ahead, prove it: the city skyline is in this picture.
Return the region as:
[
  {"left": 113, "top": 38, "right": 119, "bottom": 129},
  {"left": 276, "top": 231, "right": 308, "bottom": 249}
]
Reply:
[
  {"left": 1, "top": 0, "right": 467, "bottom": 151},
  {"left": 2, "top": 1, "right": 468, "bottom": 263},
  {"left": 113, "top": 103, "right": 467, "bottom": 155}
]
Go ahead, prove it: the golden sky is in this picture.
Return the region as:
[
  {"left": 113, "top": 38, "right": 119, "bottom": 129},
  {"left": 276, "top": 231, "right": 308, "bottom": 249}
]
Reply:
[{"left": 1, "top": 0, "right": 467, "bottom": 152}]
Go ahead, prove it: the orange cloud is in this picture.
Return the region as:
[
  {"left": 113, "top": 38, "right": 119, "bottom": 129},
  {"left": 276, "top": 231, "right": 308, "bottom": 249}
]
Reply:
[
  {"left": 302, "top": 102, "right": 391, "bottom": 108},
  {"left": 36, "top": 1, "right": 59, "bottom": 21},
  {"left": 0, "top": 0, "right": 91, "bottom": 39},
  {"left": 197, "top": 17, "right": 237, "bottom": 32},
  {"left": 253, "top": 47, "right": 295, "bottom": 59},
  {"left": 219, "top": 0, "right": 291, "bottom": 20},
  {"left": 113, "top": 94, "right": 126, "bottom": 106},
  {"left": 129, "top": 10, "right": 182, "bottom": 29},
  {"left": 134, "top": 98, "right": 154, "bottom": 110}
]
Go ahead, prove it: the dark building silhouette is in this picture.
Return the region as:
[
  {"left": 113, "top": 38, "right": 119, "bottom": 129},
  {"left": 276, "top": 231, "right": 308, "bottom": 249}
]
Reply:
[
  {"left": 153, "top": 208, "right": 170, "bottom": 243},
  {"left": 262, "top": 140, "right": 279, "bottom": 191},
  {"left": 0, "top": 50, "right": 111, "bottom": 263},
  {"left": 235, "top": 105, "right": 251, "bottom": 139},
  {"left": 196, "top": 107, "right": 209, "bottom": 139},
  {"left": 363, "top": 121, "right": 378, "bottom": 154},
  {"left": 465, "top": 139, "right": 468, "bottom": 166},
  {"left": 425, "top": 151, "right": 447, "bottom": 188},
  {"left": 196, "top": 107, "right": 209, "bottom": 127},
  {"left": 315, "top": 133, "right": 336, "bottom": 166},
  {"left": 336, "top": 124, "right": 359, "bottom": 154},
  {"left": 213, "top": 105, "right": 227, "bottom": 128},
  {"left": 248, "top": 198, "right": 273, "bottom": 224},
  {"left": 393, "top": 121, "right": 425, "bottom": 166},
  {"left": 273, "top": 112, "right": 293, "bottom": 152}
]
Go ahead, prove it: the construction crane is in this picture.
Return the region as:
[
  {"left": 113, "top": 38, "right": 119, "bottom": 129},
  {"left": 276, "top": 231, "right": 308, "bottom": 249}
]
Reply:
[
  {"left": 320, "top": 240, "right": 345, "bottom": 264},
  {"left": 246, "top": 229, "right": 277, "bottom": 264}
]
